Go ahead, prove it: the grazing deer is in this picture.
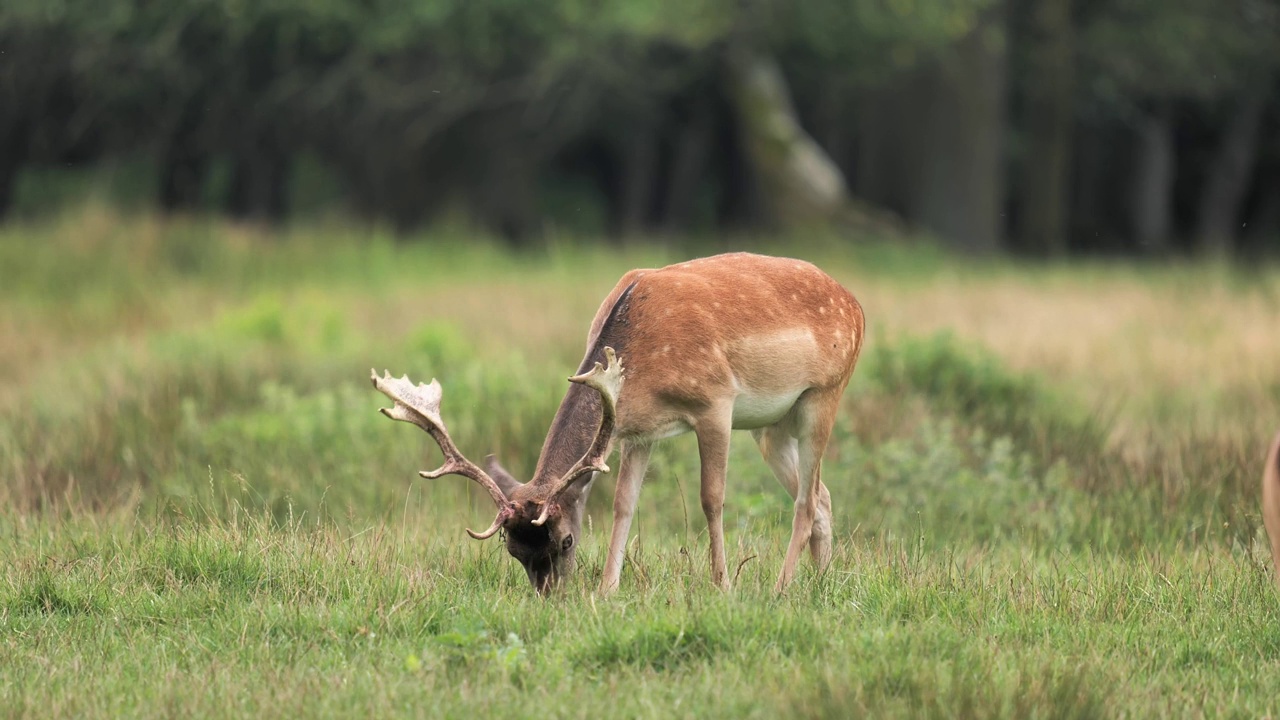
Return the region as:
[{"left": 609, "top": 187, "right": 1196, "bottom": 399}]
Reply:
[
  {"left": 1264, "top": 430, "right": 1280, "bottom": 587},
  {"left": 373, "top": 252, "right": 865, "bottom": 594}
]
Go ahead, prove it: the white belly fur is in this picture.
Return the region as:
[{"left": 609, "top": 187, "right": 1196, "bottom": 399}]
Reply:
[{"left": 731, "top": 387, "right": 804, "bottom": 429}]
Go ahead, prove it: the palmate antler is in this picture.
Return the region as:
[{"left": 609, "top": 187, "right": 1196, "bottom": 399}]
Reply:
[
  {"left": 371, "top": 370, "right": 514, "bottom": 539},
  {"left": 533, "top": 346, "right": 625, "bottom": 526}
]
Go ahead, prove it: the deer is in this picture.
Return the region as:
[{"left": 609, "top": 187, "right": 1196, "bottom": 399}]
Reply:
[
  {"left": 372, "top": 252, "right": 865, "bottom": 595},
  {"left": 1264, "top": 430, "right": 1280, "bottom": 587}
]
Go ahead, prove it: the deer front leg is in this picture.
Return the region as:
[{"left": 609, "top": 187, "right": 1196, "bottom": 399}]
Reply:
[
  {"left": 600, "top": 441, "right": 653, "bottom": 595},
  {"left": 696, "top": 418, "right": 732, "bottom": 591}
]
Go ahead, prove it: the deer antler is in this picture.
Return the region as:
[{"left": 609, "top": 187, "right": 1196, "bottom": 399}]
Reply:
[
  {"left": 533, "top": 346, "right": 625, "bottom": 526},
  {"left": 371, "top": 370, "right": 514, "bottom": 539}
]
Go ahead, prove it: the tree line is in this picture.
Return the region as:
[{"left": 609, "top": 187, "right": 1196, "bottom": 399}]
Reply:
[{"left": 1, "top": 0, "right": 1278, "bottom": 255}]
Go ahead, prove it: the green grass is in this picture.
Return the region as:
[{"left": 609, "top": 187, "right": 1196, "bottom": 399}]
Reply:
[
  {"left": 2, "top": 210, "right": 1279, "bottom": 717},
  {"left": 2, "top": 516, "right": 1277, "bottom": 718}
]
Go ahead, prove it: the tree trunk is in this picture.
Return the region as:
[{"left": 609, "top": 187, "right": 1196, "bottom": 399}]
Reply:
[
  {"left": 1196, "top": 83, "right": 1269, "bottom": 257},
  {"left": 660, "top": 98, "right": 713, "bottom": 234},
  {"left": 723, "top": 50, "right": 850, "bottom": 228},
  {"left": 1130, "top": 106, "right": 1176, "bottom": 254},
  {"left": 1068, "top": 124, "right": 1103, "bottom": 250},
  {"left": 227, "top": 134, "right": 290, "bottom": 222},
  {"left": 1021, "top": 0, "right": 1075, "bottom": 257},
  {"left": 615, "top": 120, "right": 659, "bottom": 238},
  {"left": 853, "top": 84, "right": 914, "bottom": 216},
  {"left": 0, "top": 118, "right": 27, "bottom": 219},
  {"left": 0, "top": 164, "right": 15, "bottom": 219},
  {"left": 158, "top": 105, "right": 209, "bottom": 212},
  {"left": 474, "top": 147, "right": 539, "bottom": 245},
  {"left": 907, "top": 7, "right": 1008, "bottom": 254},
  {"left": 1245, "top": 172, "right": 1280, "bottom": 255}
]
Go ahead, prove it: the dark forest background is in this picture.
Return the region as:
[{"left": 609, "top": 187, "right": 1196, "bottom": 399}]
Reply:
[{"left": 2, "top": 0, "right": 1279, "bottom": 256}]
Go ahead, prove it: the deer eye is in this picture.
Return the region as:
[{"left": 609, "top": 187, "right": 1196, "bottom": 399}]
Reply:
[{"left": 561, "top": 534, "right": 574, "bottom": 551}]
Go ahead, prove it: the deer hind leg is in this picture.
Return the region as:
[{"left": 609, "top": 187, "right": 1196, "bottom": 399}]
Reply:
[
  {"left": 695, "top": 414, "right": 733, "bottom": 591},
  {"left": 753, "top": 424, "right": 834, "bottom": 572},
  {"left": 599, "top": 440, "right": 653, "bottom": 595},
  {"left": 1264, "top": 431, "right": 1280, "bottom": 588},
  {"left": 773, "top": 387, "right": 841, "bottom": 593}
]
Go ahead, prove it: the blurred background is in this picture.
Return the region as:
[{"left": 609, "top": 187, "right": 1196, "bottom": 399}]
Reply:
[{"left": 2, "top": 0, "right": 1278, "bottom": 257}]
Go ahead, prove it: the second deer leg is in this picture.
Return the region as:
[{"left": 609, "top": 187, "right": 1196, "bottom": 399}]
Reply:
[
  {"left": 775, "top": 388, "right": 840, "bottom": 592},
  {"left": 753, "top": 423, "right": 834, "bottom": 571}
]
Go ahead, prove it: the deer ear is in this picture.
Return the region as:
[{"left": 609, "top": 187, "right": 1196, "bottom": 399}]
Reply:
[{"left": 485, "top": 454, "right": 523, "bottom": 497}]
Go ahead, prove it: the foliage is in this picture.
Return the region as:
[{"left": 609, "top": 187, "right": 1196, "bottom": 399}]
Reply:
[
  {"left": 772, "top": 0, "right": 998, "bottom": 82},
  {"left": 5, "top": 0, "right": 1277, "bottom": 253},
  {"left": 1079, "top": 0, "right": 1280, "bottom": 104},
  {"left": 864, "top": 331, "right": 1107, "bottom": 470}
]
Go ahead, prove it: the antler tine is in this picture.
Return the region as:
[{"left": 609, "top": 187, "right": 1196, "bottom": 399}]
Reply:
[
  {"left": 371, "top": 369, "right": 513, "bottom": 537},
  {"left": 465, "top": 508, "right": 513, "bottom": 540},
  {"left": 533, "top": 347, "right": 625, "bottom": 526}
]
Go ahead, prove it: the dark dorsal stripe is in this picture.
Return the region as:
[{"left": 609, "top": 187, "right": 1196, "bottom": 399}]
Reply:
[{"left": 575, "top": 280, "right": 638, "bottom": 375}]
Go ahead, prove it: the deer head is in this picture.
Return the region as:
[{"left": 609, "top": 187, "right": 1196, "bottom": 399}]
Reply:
[{"left": 372, "top": 347, "right": 623, "bottom": 594}]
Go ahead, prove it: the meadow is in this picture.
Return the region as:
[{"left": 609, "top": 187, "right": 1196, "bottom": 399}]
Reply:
[{"left": 2, "top": 209, "right": 1279, "bottom": 718}]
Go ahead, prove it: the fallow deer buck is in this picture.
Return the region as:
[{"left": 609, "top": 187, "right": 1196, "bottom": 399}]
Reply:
[
  {"left": 1264, "top": 430, "right": 1280, "bottom": 587},
  {"left": 372, "top": 252, "right": 865, "bottom": 594}
]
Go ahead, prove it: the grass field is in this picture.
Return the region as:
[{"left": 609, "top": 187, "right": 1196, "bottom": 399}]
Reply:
[{"left": 3, "top": 209, "right": 1280, "bottom": 718}]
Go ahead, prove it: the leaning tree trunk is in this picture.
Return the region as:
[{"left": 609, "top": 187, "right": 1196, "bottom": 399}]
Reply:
[
  {"left": 810, "top": 90, "right": 851, "bottom": 179},
  {"left": 1021, "top": 0, "right": 1075, "bottom": 257},
  {"left": 1196, "top": 82, "right": 1270, "bottom": 258},
  {"left": 723, "top": 50, "right": 850, "bottom": 228},
  {"left": 1130, "top": 105, "right": 1176, "bottom": 255}
]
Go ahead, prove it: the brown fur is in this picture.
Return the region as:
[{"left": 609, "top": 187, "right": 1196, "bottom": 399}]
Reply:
[
  {"left": 590, "top": 255, "right": 862, "bottom": 435},
  {"left": 482, "top": 253, "right": 864, "bottom": 594},
  {"left": 502, "top": 253, "right": 864, "bottom": 593},
  {"left": 1264, "top": 430, "right": 1280, "bottom": 587}
]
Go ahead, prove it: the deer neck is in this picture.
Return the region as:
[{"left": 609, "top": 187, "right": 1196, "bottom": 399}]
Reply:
[
  {"left": 529, "top": 281, "right": 635, "bottom": 494},
  {"left": 530, "top": 381, "right": 604, "bottom": 489}
]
